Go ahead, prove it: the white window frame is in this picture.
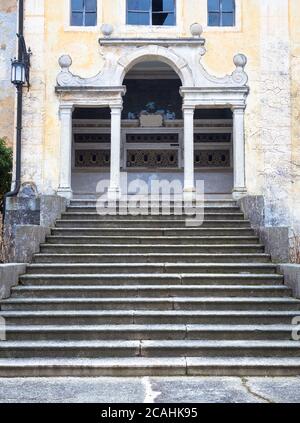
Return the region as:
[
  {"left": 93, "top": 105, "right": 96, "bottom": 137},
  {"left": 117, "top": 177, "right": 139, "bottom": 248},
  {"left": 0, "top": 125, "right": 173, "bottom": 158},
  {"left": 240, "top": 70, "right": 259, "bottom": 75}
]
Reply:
[
  {"left": 126, "top": 0, "right": 176, "bottom": 27},
  {"left": 204, "top": 0, "right": 241, "bottom": 32},
  {"left": 120, "top": 0, "right": 181, "bottom": 34},
  {"left": 65, "top": 0, "right": 102, "bottom": 32}
]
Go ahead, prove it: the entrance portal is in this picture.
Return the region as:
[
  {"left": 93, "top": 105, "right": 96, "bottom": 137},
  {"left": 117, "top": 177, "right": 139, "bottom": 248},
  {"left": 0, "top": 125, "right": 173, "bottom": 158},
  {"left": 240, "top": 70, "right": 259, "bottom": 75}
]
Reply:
[{"left": 71, "top": 61, "right": 233, "bottom": 198}]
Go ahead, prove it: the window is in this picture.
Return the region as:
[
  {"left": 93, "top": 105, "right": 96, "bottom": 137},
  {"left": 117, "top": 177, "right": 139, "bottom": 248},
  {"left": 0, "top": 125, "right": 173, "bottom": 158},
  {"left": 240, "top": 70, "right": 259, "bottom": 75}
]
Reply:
[
  {"left": 208, "top": 0, "right": 235, "bottom": 27},
  {"left": 71, "top": 0, "right": 97, "bottom": 26},
  {"left": 127, "top": 0, "right": 176, "bottom": 26}
]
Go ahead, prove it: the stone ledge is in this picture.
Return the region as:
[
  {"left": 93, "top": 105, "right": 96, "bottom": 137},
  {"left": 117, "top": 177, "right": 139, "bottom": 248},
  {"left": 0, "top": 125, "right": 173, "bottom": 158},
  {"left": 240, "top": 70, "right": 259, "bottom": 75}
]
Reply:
[
  {"left": 278, "top": 264, "right": 300, "bottom": 299},
  {"left": 4, "top": 194, "right": 67, "bottom": 264},
  {"left": 98, "top": 38, "right": 206, "bottom": 47},
  {"left": 238, "top": 195, "right": 290, "bottom": 263},
  {"left": 0, "top": 264, "right": 26, "bottom": 300},
  {"left": 13, "top": 225, "right": 50, "bottom": 264}
]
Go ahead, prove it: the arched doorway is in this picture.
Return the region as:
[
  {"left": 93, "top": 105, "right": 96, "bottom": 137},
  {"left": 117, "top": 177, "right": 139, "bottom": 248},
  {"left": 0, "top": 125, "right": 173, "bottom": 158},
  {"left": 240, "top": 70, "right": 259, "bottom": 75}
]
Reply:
[{"left": 122, "top": 60, "right": 184, "bottom": 194}]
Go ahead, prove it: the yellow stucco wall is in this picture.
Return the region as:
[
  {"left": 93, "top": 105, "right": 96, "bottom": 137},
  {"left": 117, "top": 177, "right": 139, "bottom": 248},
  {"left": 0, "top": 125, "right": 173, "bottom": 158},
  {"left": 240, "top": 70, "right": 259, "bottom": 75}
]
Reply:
[
  {"left": 0, "top": 0, "right": 16, "bottom": 147},
  {"left": 290, "top": 0, "right": 300, "bottom": 234},
  {"left": 36, "top": 0, "right": 262, "bottom": 193},
  {"left": 20, "top": 0, "right": 300, "bottom": 236}
]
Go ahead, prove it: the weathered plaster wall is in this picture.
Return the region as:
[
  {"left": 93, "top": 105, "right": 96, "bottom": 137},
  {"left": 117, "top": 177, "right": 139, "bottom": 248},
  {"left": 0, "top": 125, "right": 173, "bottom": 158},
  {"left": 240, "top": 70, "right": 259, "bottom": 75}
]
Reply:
[
  {"left": 19, "top": 0, "right": 300, "bottom": 246},
  {"left": 258, "top": 0, "right": 292, "bottom": 227},
  {"left": 21, "top": 0, "right": 45, "bottom": 191},
  {"left": 0, "top": 0, "right": 16, "bottom": 147},
  {"left": 22, "top": 0, "right": 262, "bottom": 196},
  {"left": 290, "top": 0, "right": 300, "bottom": 237}
]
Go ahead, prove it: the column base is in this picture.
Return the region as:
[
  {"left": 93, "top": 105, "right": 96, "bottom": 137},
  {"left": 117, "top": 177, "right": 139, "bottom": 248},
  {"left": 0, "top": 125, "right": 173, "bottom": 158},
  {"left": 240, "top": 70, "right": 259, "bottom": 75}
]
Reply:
[
  {"left": 57, "top": 187, "right": 73, "bottom": 200},
  {"left": 232, "top": 187, "right": 247, "bottom": 200}
]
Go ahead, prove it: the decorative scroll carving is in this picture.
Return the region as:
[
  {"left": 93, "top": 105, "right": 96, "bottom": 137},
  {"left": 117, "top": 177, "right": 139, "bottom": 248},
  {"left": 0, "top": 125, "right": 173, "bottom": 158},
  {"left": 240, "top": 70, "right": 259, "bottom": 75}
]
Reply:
[
  {"left": 74, "top": 134, "right": 111, "bottom": 143},
  {"left": 194, "top": 150, "right": 230, "bottom": 168},
  {"left": 56, "top": 48, "right": 248, "bottom": 91},
  {"left": 75, "top": 150, "right": 110, "bottom": 167},
  {"left": 126, "top": 134, "right": 179, "bottom": 143},
  {"left": 57, "top": 55, "right": 107, "bottom": 88},
  {"left": 126, "top": 150, "right": 178, "bottom": 168},
  {"left": 193, "top": 53, "right": 248, "bottom": 88},
  {"left": 194, "top": 133, "right": 231, "bottom": 143}
]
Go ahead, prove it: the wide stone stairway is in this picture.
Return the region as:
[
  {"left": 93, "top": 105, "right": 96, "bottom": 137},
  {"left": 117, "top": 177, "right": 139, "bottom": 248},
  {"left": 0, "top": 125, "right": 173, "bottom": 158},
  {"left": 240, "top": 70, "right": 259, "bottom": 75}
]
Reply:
[{"left": 0, "top": 198, "right": 300, "bottom": 376}]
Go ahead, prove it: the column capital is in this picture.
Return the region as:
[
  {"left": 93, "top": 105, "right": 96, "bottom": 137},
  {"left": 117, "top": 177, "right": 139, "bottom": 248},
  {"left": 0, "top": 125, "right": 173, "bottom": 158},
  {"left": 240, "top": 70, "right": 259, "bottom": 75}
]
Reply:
[
  {"left": 59, "top": 104, "right": 74, "bottom": 112},
  {"left": 182, "top": 105, "right": 195, "bottom": 113},
  {"left": 59, "top": 104, "right": 74, "bottom": 118},
  {"left": 231, "top": 105, "right": 246, "bottom": 114},
  {"left": 110, "top": 104, "right": 123, "bottom": 113}
]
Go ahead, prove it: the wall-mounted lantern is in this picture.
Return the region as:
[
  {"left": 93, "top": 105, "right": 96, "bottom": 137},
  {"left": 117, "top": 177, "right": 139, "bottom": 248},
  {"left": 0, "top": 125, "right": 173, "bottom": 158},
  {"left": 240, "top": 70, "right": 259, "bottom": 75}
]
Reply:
[
  {"left": 11, "top": 59, "right": 26, "bottom": 86},
  {"left": 11, "top": 34, "right": 31, "bottom": 88}
]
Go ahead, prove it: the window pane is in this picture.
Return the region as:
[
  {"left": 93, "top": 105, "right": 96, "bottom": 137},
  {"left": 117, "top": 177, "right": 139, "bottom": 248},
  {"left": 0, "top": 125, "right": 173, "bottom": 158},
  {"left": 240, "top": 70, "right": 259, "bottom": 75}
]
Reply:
[
  {"left": 128, "top": 0, "right": 150, "bottom": 11},
  {"left": 85, "top": 0, "right": 97, "bottom": 12},
  {"left": 208, "top": 12, "right": 220, "bottom": 26},
  {"left": 127, "top": 12, "right": 150, "bottom": 25},
  {"left": 152, "top": 0, "right": 174, "bottom": 12},
  {"left": 152, "top": 12, "right": 175, "bottom": 25},
  {"left": 222, "top": 12, "right": 234, "bottom": 26},
  {"left": 222, "top": 0, "right": 234, "bottom": 12},
  {"left": 71, "top": 12, "right": 83, "bottom": 25},
  {"left": 208, "top": 0, "right": 220, "bottom": 12},
  {"left": 85, "top": 12, "right": 97, "bottom": 26},
  {"left": 71, "top": 0, "right": 84, "bottom": 11}
]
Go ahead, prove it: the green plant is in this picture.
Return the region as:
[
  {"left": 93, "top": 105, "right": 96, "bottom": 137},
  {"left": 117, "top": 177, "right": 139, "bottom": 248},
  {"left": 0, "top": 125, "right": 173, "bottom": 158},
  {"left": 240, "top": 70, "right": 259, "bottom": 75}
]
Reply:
[{"left": 0, "top": 138, "right": 13, "bottom": 214}]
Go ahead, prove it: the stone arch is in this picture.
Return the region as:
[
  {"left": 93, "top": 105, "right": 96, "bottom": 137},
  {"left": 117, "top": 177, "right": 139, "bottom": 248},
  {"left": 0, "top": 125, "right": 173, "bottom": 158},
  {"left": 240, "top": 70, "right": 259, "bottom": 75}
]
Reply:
[{"left": 115, "top": 45, "right": 194, "bottom": 87}]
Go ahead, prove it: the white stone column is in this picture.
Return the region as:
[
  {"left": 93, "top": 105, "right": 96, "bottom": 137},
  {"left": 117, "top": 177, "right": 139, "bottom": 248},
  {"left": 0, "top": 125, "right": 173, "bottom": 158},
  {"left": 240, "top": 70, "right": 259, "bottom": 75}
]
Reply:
[
  {"left": 232, "top": 106, "right": 247, "bottom": 199},
  {"left": 57, "top": 104, "right": 74, "bottom": 199},
  {"left": 183, "top": 106, "right": 195, "bottom": 195},
  {"left": 108, "top": 105, "right": 122, "bottom": 199}
]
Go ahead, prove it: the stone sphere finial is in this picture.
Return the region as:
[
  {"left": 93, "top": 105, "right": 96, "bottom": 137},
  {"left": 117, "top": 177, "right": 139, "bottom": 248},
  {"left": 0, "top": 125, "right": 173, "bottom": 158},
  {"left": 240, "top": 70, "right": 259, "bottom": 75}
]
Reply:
[
  {"left": 190, "top": 23, "right": 203, "bottom": 38},
  {"left": 101, "top": 23, "right": 114, "bottom": 38},
  {"left": 59, "top": 55, "right": 72, "bottom": 70},
  {"left": 233, "top": 53, "right": 247, "bottom": 69}
]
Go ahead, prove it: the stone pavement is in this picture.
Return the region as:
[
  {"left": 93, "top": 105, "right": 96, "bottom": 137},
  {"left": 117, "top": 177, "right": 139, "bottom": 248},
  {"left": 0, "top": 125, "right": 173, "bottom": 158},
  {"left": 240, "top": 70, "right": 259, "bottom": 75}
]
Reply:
[{"left": 0, "top": 377, "right": 299, "bottom": 403}]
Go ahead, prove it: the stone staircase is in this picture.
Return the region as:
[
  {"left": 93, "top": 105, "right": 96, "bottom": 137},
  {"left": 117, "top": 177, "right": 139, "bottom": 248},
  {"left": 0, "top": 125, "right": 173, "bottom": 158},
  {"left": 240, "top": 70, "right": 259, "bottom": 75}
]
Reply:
[{"left": 0, "top": 198, "right": 300, "bottom": 376}]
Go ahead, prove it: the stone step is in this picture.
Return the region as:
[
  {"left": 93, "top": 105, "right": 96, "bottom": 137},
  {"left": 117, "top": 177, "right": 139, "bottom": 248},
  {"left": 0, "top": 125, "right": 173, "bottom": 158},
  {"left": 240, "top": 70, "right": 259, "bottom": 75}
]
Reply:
[
  {"left": 61, "top": 212, "right": 245, "bottom": 221},
  {"left": 25, "top": 263, "right": 278, "bottom": 275},
  {"left": 0, "top": 340, "right": 299, "bottom": 359},
  {"left": 19, "top": 273, "right": 284, "bottom": 286},
  {"left": 67, "top": 206, "right": 242, "bottom": 214},
  {"left": 2, "top": 297, "right": 299, "bottom": 311},
  {"left": 47, "top": 232, "right": 259, "bottom": 245},
  {"left": 33, "top": 253, "right": 271, "bottom": 264},
  {"left": 11, "top": 285, "right": 290, "bottom": 299},
  {"left": 55, "top": 219, "right": 250, "bottom": 228},
  {"left": 1, "top": 198, "right": 298, "bottom": 378},
  {"left": 40, "top": 243, "right": 265, "bottom": 254},
  {"left": 0, "top": 357, "right": 300, "bottom": 377},
  {"left": 70, "top": 199, "right": 237, "bottom": 208},
  {"left": 186, "top": 357, "right": 300, "bottom": 377},
  {"left": 141, "top": 340, "right": 300, "bottom": 358},
  {"left": 4, "top": 324, "right": 296, "bottom": 341},
  {"left": 1, "top": 310, "right": 298, "bottom": 325}
]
